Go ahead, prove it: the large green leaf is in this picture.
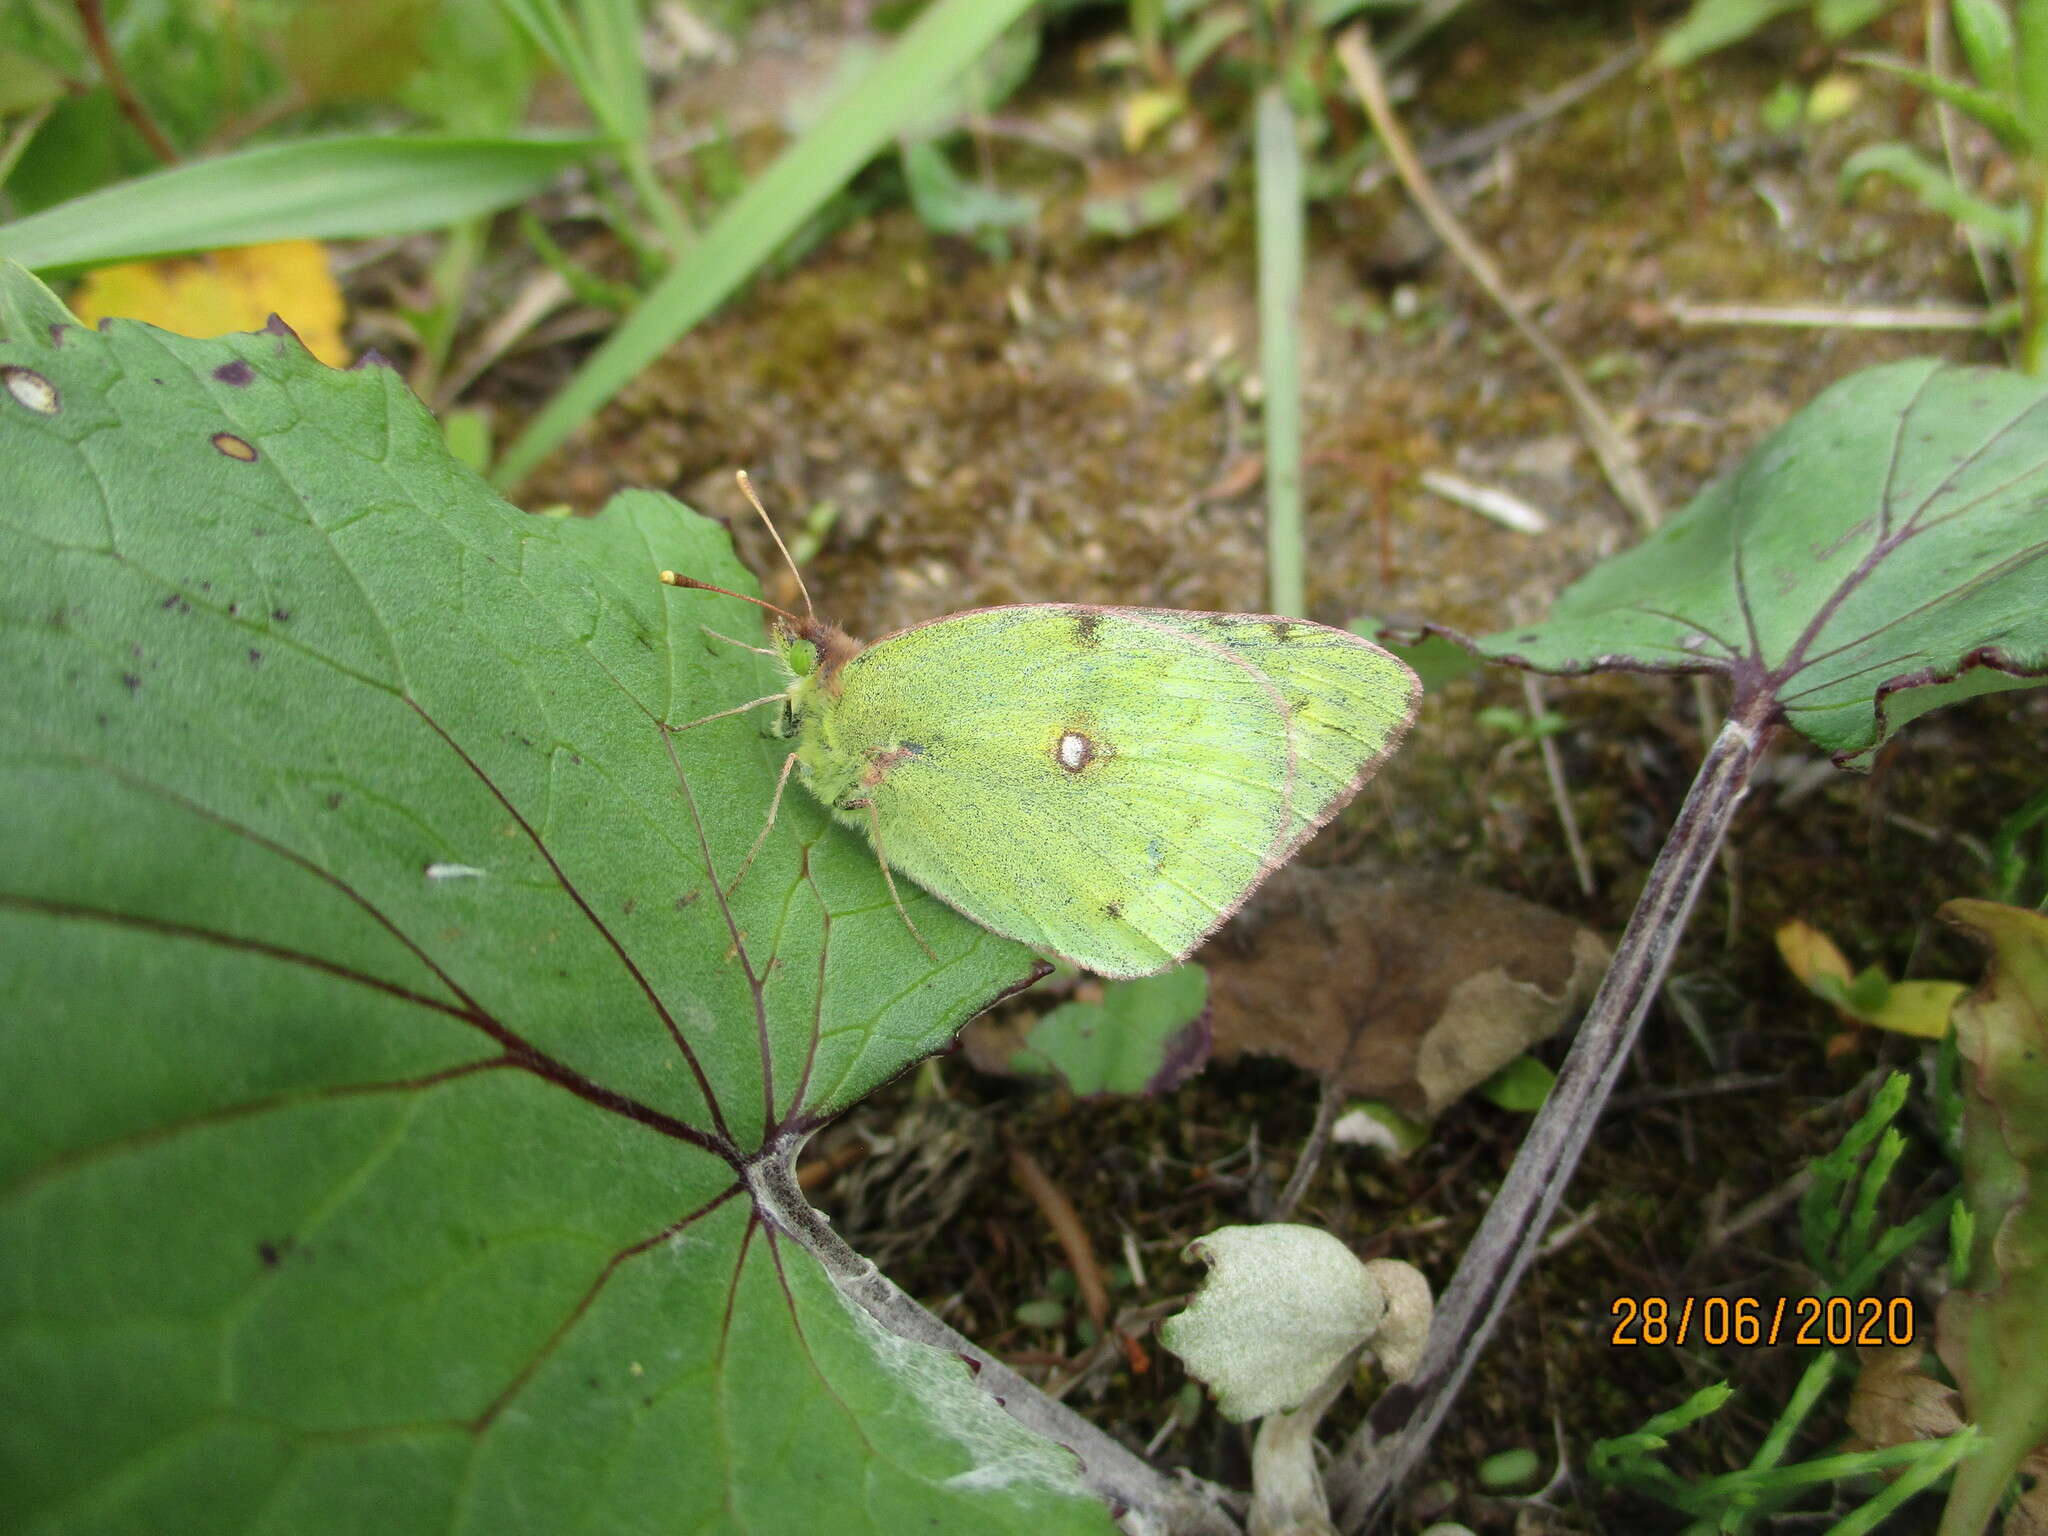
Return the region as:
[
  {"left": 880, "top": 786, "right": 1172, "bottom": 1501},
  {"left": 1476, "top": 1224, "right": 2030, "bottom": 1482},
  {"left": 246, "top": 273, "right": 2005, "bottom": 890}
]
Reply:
[
  {"left": 1449, "top": 360, "right": 2048, "bottom": 766},
  {"left": 0, "top": 263, "right": 1116, "bottom": 1534}
]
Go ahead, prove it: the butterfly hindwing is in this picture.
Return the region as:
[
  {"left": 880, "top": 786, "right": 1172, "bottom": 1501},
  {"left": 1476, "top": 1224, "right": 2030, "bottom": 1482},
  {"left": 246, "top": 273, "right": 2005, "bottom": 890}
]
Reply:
[{"left": 793, "top": 606, "right": 1418, "bottom": 977}]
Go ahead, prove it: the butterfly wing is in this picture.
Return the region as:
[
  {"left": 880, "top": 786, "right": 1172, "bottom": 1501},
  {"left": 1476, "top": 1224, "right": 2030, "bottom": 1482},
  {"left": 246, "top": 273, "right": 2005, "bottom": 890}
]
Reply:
[{"left": 801, "top": 606, "right": 1419, "bottom": 977}]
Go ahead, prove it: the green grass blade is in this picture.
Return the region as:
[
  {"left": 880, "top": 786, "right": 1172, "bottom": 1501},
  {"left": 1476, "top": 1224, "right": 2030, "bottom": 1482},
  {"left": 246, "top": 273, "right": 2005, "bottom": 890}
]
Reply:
[
  {"left": 492, "top": 0, "right": 1040, "bottom": 491},
  {"left": 494, "top": 0, "right": 686, "bottom": 249},
  {"left": 0, "top": 134, "right": 606, "bottom": 273},
  {"left": 2017, "top": 0, "right": 2048, "bottom": 151},
  {"left": 1255, "top": 83, "right": 1306, "bottom": 617}
]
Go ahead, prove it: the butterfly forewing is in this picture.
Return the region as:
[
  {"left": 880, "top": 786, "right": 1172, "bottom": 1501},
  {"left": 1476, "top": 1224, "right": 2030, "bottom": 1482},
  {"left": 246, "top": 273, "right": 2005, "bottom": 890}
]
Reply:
[
  {"left": 801, "top": 606, "right": 1418, "bottom": 977},
  {"left": 1174, "top": 613, "right": 1421, "bottom": 862}
]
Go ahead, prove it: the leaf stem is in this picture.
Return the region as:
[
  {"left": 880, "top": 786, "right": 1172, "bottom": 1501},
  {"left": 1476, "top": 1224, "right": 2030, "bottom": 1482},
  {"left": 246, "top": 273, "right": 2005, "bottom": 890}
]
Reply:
[{"left": 1330, "top": 709, "right": 1775, "bottom": 1528}]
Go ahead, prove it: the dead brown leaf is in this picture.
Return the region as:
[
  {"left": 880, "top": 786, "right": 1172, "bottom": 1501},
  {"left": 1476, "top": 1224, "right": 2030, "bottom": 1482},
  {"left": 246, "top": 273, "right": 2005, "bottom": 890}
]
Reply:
[
  {"left": 1844, "top": 1343, "right": 1964, "bottom": 1452},
  {"left": 1204, "top": 866, "right": 1608, "bottom": 1119}
]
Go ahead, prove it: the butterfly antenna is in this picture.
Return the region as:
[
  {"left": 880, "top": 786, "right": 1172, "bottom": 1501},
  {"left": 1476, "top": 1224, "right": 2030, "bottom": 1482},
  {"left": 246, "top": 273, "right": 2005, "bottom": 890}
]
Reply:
[
  {"left": 657, "top": 570, "right": 802, "bottom": 627},
  {"left": 736, "top": 470, "right": 816, "bottom": 622}
]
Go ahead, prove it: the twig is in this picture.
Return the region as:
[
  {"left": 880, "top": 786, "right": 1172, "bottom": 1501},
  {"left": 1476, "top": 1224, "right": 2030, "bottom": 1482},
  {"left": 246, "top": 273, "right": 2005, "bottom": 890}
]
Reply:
[
  {"left": 1698, "top": 1165, "right": 1813, "bottom": 1255},
  {"left": 438, "top": 268, "right": 574, "bottom": 408},
  {"left": 1353, "top": 41, "right": 1645, "bottom": 193},
  {"left": 1272, "top": 1079, "right": 1345, "bottom": 1223},
  {"left": 1667, "top": 299, "right": 1998, "bottom": 331},
  {"left": 1535, "top": 1201, "right": 1603, "bottom": 1261},
  {"left": 1525, "top": 673, "right": 1595, "bottom": 898},
  {"left": 1009, "top": 1144, "right": 1111, "bottom": 1330},
  {"left": 1641, "top": 7, "right": 1705, "bottom": 222},
  {"left": 795, "top": 1136, "right": 869, "bottom": 1192},
  {"left": 75, "top": 0, "right": 179, "bottom": 164},
  {"left": 1120, "top": 1227, "right": 1149, "bottom": 1293},
  {"left": 1605, "top": 1069, "right": 1791, "bottom": 1113},
  {"left": 1336, "top": 28, "right": 1662, "bottom": 531},
  {"left": 1378, "top": 0, "right": 1480, "bottom": 65},
  {"left": 1420, "top": 469, "right": 1551, "bottom": 534}
]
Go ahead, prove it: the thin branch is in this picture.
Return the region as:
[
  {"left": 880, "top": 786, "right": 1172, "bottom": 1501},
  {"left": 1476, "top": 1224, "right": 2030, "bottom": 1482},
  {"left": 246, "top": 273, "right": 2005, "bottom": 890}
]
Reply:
[
  {"left": 1271, "top": 1079, "right": 1345, "bottom": 1223},
  {"left": 1667, "top": 299, "right": 2000, "bottom": 331},
  {"left": 75, "top": 0, "right": 179, "bottom": 163},
  {"left": 1337, "top": 26, "right": 1661, "bottom": 531},
  {"left": 1378, "top": 0, "right": 1480, "bottom": 65},
  {"left": 1353, "top": 40, "right": 1644, "bottom": 194},
  {"left": 1525, "top": 673, "right": 1595, "bottom": 897},
  {"left": 1009, "top": 1144, "right": 1112, "bottom": 1330}
]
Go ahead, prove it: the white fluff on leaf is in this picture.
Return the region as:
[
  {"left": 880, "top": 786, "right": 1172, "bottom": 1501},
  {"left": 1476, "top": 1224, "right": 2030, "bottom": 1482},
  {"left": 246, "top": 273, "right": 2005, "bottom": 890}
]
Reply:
[
  {"left": 1161, "top": 1225, "right": 1433, "bottom": 1536},
  {"left": 1159, "top": 1224, "right": 1387, "bottom": 1422}
]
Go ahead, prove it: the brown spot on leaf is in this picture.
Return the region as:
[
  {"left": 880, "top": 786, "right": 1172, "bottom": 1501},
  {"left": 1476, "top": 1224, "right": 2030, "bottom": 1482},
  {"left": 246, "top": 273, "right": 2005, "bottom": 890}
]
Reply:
[
  {"left": 1073, "top": 611, "right": 1103, "bottom": 646},
  {"left": 121, "top": 672, "right": 140, "bottom": 693},
  {"left": 3, "top": 365, "right": 59, "bottom": 415},
  {"left": 272, "top": 607, "right": 290, "bottom": 623},
  {"left": 212, "top": 432, "right": 258, "bottom": 462},
  {"left": 213, "top": 360, "right": 254, "bottom": 385},
  {"left": 248, "top": 648, "right": 263, "bottom": 666},
  {"left": 1104, "top": 900, "right": 1124, "bottom": 919}
]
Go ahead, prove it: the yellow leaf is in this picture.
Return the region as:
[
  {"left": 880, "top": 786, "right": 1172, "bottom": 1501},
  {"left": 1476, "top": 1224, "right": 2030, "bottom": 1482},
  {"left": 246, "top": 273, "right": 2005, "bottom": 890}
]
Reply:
[
  {"left": 1775, "top": 918, "right": 1854, "bottom": 988},
  {"left": 1120, "top": 88, "right": 1185, "bottom": 153},
  {"left": 1806, "top": 73, "right": 1861, "bottom": 125},
  {"left": 69, "top": 240, "right": 349, "bottom": 368},
  {"left": 1869, "top": 980, "right": 1966, "bottom": 1039}
]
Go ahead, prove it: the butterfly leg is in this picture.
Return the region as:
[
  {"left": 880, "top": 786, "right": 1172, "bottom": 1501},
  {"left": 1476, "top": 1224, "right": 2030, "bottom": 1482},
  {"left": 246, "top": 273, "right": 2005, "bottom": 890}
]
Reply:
[
  {"left": 726, "top": 749, "right": 799, "bottom": 897},
  {"left": 672, "top": 691, "right": 788, "bottom": 732},
  {"left": 698, "top": 624, "right": 779, "bottom": 659},
  {"left": 857, "top": 798, "right": 939, "bottom": 962}
]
